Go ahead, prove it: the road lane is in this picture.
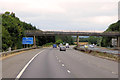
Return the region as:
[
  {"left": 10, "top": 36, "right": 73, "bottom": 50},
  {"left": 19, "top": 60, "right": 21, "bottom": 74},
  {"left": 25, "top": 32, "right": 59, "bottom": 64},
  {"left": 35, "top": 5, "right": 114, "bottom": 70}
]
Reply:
[
  {"left": 2, "top": 48, "right": 44, "bottom": 78},
  {"left": 21, "top": 48, "right": 73, "bottom": 78},
  {"left": 20, "top": 47, "right": 118, "bottom": 78},
  {"left": 16, "top": 50, "right": 45, "bottom": 78},
  {"left": 55, "top": 48, "right": 118, "bottom": 78}
]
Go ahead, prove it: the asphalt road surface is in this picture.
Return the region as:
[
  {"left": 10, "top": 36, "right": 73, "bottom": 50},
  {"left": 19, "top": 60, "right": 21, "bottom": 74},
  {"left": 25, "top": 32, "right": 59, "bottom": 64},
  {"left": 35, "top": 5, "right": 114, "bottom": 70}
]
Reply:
[{"left": 2, "top": 46, "right": 118, "bottom": 78}]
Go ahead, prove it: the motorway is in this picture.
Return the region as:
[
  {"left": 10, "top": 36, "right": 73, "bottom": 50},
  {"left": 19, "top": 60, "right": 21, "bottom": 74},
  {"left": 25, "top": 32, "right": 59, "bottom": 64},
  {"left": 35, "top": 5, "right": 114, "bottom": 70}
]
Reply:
[{"left": 2, "top": 46, "right": 118, "bottom": 78}]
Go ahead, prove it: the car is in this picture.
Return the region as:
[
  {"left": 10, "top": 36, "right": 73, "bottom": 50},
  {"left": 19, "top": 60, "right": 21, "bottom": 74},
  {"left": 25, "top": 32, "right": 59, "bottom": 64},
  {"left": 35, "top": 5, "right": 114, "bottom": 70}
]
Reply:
[
  {"left": 60, "top": 46, "right": 66, "bottom": 51},
  {"left": 53, "top": 44, "right": 57, "bottom": 48},
  {"left": 59, "top": 43, "right": 63, "bottom": 47},
  {"left": 66, "top": 43, "right": 69, "bottom": 48},
  {"left": 84, "top": 45, "right": 88, "bottom": 48},
  {"left": 89, "top": 45, "right": 94, "bottom": 48}
]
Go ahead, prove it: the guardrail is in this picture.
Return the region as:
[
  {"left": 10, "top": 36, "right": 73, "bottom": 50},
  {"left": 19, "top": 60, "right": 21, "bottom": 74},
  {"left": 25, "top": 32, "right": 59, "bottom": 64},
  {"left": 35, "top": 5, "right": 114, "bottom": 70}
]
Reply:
[{"left": 0, "top": 46, "right": 42, "bottom": 57}]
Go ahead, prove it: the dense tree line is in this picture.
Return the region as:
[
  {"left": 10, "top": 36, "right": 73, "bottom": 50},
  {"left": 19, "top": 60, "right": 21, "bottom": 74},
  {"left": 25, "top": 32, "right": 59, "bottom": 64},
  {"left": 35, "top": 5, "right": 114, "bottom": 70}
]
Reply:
[
  {"left": 101, "top": 20, "right": 120, "bottom": 47},
  {"left": 55, "top": 36, "right": 74, "bottom": 45},
  {"left": 2, "top": 12, "right": 55, "bottom": 51}
]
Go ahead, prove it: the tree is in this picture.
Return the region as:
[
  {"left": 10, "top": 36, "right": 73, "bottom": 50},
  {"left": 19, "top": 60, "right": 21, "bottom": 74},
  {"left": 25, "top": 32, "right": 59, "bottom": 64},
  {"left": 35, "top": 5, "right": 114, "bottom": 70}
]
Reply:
[
  {"left": 2, "top": 26, "right": 12, "bottom": 51},
  {"left": 10, "top": 12, "right": 15, "bottom": 17},
  {"left": 55, "top": 36, "right": 74, "bottom": 45},
  {"left": 55, "top": 39, "right": 63, "bottom": 45},
  {"left": 101, "top": 20, "right": 120, "bottom": 47},
  {"left": 88, "top": 36, "right": 99, "bottom": 44},
  {"left": 2, "top": 11, "right": 56, "bottom": 51},
  {"left": 5, "top": 11, "right": 10, "bottom": 15}
]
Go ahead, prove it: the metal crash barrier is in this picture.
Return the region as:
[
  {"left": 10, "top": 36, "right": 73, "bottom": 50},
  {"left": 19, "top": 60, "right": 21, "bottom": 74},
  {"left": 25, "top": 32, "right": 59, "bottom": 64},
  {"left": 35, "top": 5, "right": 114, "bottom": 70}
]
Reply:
[{"left": 0, "top": 46, "right": 41, "bottom": 57}]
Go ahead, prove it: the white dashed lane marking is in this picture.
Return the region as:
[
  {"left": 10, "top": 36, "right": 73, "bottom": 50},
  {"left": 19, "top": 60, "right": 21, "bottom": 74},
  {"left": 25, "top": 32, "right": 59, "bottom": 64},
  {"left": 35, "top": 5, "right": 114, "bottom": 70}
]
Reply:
[
  {"left": 59, "top": 60, "right": 61, "bottom": 62},
  {"left": 62, "top": 64, "right": 65, "bottom": 67},
  {"left": 55, "top": 55, "right": 71, "bottom": 74},
  {"left": 67, "top": 70, "right": 71, "bottom": 73}
]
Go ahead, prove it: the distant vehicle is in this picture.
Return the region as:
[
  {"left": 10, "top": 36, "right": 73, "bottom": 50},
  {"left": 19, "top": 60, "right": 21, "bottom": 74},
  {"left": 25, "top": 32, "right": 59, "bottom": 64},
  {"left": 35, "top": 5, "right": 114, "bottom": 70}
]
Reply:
[
  {"left": 84, "top": 45, "right": 88, "bottom": 48},
  {"left": 66, "top": 43, "right": 69, "bottom": 48},
  {"left": 63, "top": 42, "right": 65, "bottom": 45},
  {"left": 53, "top": 44, "right": 57, "bottom": 48},
  {"left": 60, "top": 46, "right": 66, "bottom": 51},
  {"left": 59, "top": 43, "right": 63, "bottom": 47},
  {"left": 89, "top": 45, "right": 94, "bottom": 48}
]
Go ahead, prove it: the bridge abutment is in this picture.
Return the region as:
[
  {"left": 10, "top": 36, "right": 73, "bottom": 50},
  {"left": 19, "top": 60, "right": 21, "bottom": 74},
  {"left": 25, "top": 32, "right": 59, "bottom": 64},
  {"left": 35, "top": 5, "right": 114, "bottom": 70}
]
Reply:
[
  {"left": 34, "top": 35, "right": 36, "bottom": 47},
  {"left": 77, "top": 36, "right": 79, "bottom": 47},
  {"left": 117, "top": 36, "right": 120, "bottom": 48}
]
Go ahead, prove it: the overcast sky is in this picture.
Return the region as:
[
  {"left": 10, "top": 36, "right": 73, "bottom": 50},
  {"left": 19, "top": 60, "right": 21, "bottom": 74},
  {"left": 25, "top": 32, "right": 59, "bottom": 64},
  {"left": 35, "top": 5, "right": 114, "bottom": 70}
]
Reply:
[{"left": 0, "top": 0, "right": 119, "bottom": 32}]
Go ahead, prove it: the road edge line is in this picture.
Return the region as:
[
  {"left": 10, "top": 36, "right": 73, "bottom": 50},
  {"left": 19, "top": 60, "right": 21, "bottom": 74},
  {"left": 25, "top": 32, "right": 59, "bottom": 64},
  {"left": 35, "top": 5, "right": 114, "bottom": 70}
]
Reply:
[{"left": 15, "top": 50, "right": 45, "bottom": 79}]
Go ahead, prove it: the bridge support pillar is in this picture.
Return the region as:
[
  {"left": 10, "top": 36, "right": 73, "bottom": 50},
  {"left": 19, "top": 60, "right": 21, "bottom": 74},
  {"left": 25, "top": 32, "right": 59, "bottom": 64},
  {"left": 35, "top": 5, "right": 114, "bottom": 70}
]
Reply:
[
  {"left": 34, "top": 35, "right": 36, "bottom": 47},
  {"left": 117, "top": 36, "right": 120, "bottom": 48},
  {"left": 77, "top": 35, "right": 79, "bottom": 47}
]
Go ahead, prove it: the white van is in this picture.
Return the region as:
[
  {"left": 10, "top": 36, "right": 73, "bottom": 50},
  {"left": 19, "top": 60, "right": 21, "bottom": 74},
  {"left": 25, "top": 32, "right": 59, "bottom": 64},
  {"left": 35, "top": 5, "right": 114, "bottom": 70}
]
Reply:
[{"left": 66, "top": 43, "right": 69, "bottom": 48}]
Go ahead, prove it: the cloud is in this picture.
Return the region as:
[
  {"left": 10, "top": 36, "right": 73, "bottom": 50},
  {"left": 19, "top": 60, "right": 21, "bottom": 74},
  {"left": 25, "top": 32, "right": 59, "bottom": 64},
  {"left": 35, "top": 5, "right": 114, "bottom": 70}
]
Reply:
[{"left": 0, "top": 0, "right": 119, "bottom": 31}]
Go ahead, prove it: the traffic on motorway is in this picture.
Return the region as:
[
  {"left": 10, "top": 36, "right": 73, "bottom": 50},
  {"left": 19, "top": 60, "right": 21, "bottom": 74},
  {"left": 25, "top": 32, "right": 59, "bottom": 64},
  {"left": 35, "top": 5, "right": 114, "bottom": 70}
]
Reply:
[
  {"left": 2, "top": 45, "right": 118, "bottom": 79},
  {"left": 53, "top": 43, "right": 119, "bottom": 55},
  {"left": 53, "top": 43, "right": 70, "bottom": 51}
]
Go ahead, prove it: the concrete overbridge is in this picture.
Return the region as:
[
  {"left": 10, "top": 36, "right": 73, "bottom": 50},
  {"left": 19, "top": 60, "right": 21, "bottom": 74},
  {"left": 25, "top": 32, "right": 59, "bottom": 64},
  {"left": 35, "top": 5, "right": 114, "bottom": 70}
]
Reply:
[{"left": 24, "top": 30, "right": 120, "bottom": 48}]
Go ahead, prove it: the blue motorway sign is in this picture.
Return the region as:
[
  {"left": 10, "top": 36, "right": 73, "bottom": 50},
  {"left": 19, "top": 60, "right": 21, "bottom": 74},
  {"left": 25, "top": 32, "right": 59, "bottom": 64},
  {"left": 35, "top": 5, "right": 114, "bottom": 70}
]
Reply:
[{"left": 22, "top": 37, "right": 33, "bottom": 44}]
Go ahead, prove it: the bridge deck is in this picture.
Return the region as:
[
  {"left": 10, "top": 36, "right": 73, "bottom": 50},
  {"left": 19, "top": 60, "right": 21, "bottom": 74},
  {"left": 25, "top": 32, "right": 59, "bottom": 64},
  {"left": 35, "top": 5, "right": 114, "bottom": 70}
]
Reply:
[{"left": 24, "top": 30, "right": 120, "bottom": 37}]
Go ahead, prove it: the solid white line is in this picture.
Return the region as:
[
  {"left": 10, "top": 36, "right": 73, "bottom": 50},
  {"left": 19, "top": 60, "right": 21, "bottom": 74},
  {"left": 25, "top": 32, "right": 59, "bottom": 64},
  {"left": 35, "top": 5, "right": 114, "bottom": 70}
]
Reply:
[{"left": 16, "top": 50, "right": 45, "bottom": 79}]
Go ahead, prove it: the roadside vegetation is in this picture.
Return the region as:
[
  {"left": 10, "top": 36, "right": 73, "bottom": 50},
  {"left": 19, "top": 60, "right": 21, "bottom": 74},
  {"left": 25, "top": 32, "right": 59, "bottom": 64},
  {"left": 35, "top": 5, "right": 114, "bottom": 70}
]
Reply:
[
  {"left": 55, "top": 36, "right": 74, "bottom": 45},
  {"left": 74, "top": 20, "right": 120, "bottom": 61},
  {"left": 2, "top": 11, "right": 75, "bottom": 51},
  {"left": 2, "top": 11, "right": 55, "bottom": 51},
  {"left": 101, "top": 20, "right": 120, "bottom": 47},
  {"left": 43, "top": 36, "right": 75, "bottom": 47},
  {"left": 42, "top": 42, "right": 54, "bottom": 47},
  {"left": 73, "top": 20, "right": 120, "bottom": 47},
  {"left": 73, "top": 36, "right": 101, "bottom": 46}
]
